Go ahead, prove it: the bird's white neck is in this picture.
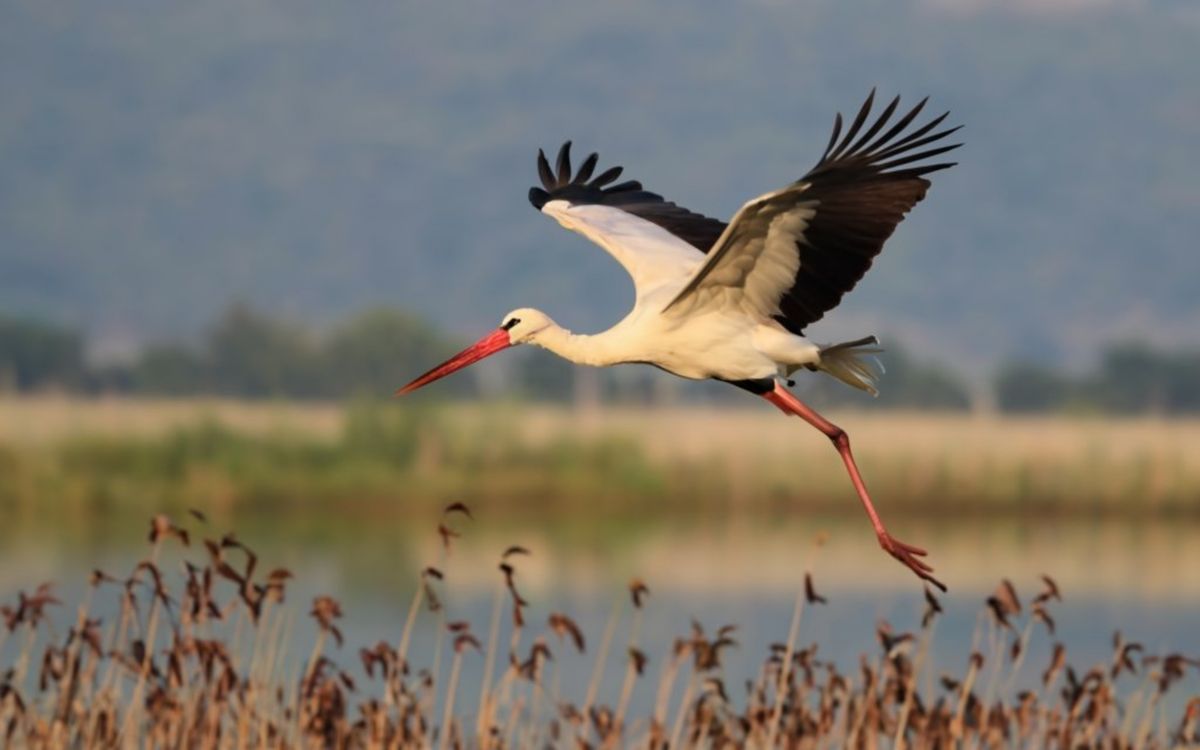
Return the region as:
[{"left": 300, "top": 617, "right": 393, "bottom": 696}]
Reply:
[{"left": 532, "top": 324, "right": 625, "bottom": 368}]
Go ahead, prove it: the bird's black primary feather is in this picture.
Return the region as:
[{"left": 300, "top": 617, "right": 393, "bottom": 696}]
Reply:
[
  {"left": 773, "top": 90, "right": 961, "bottom": 333},
  {"left": 528, "top": 142, "right": 727, "bottom": 253}
]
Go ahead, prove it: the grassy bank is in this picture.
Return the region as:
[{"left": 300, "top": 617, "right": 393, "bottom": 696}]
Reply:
[{"left": 2, "top": 396, "right": 1199, "bottom": 520}]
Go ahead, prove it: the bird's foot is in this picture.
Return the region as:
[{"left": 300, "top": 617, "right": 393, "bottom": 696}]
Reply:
[{"left": 878, "top": 532, "right": 946, "bottom": 592}]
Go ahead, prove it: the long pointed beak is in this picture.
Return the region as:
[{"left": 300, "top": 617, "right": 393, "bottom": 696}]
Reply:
[{"left": 395, "top": 328, "right": 513, "bottom": 396}]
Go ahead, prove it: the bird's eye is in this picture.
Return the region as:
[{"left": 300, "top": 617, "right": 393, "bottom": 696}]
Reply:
[{"left": 502, "top": 318, "right": 521, "bottom": 331}]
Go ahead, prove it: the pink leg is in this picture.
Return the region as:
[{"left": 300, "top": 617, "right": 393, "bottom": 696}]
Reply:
[{"left": 763, "top": 382, "right": 945, "bottom": 591}]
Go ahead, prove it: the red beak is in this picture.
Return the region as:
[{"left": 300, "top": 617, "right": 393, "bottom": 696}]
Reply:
[{"left": 395, "top": 328, "right": 513, "bottom": 396}]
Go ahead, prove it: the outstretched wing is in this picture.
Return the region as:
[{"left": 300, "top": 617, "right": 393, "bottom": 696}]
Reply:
[
  {"left": 529, "top": 142, "right": 727, "bottom": 299},
  {"left": 663, "top": 91, "right": 961, "bottom": 332}
]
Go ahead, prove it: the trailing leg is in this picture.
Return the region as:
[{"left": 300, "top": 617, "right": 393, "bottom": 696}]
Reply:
[{"left": 763, "top": 381, "right": 945, "bottom": 591}]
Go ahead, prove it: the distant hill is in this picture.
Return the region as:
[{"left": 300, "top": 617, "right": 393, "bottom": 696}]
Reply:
[{"left": 2, "top": 0, "right": 1197, "bottom": 374}]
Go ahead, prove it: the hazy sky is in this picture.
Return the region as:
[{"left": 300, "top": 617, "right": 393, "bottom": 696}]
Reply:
[{"left": 1, "top": 0, "right": 1196, "bottom": 371}]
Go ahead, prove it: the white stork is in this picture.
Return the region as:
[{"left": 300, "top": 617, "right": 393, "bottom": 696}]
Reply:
[{"left": 399, "top": 91, "right": 960, "bottom": 590}]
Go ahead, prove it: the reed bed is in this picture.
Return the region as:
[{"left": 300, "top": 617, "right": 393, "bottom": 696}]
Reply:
[
  {"left": 0, "top": 508, "right": 1196, "bottom": 748},
  {"left": 3, "top": 397, "right": 1200, "bottom": 518}
]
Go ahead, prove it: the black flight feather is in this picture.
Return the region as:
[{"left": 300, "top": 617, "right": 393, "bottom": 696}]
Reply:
[
  {"left": 573, "top": 153, "right": 599, "bottom": 184},
  {"left": 528, "top": 142, "right": 727, "bottom": 253},
  {"left": 555, "top": 141, "right": 573, "bottom": 184},
  {"left": 770, "top": 92, "right": 961, "bottom": 333},
  {"left": 536, "top": 149, "right": 554, "bottom": 191},
  {"left": 590, "top": 165, "right": 624, "bottom": 188}
]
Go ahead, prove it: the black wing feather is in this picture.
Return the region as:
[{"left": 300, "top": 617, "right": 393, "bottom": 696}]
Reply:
[
  {"left": 555, "top": 142, "right": 573, "bottom": 184},
  {"left": 590, "top": 165, "right": 623, "bottom": 188},
  {"left": 536, "top": 149, "right": 555, "bottom": 191},
  {"left": 773, "top": 92, "right": 961, "bottom": 334},
  {"left": 862, "top": 97, "right": 929, "bottom": 154},
  {"left": 821, "top": 112, "right": 844, "bottom": 161},
  {"left": 847, "top": 94, "right": 899, "bottom": 155},
  {"left": 827, "top": 89, "right": 875, "bottom": 160},
  {"left": 528, "top": 142, "right": 727, "bottom": 253},
  {"left": 573, "top": 153, "right": 599, "bottom": 185}
]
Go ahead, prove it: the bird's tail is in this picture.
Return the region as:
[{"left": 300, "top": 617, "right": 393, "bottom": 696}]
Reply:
[{"left": 814, "top": 336, "right": 885, "bottom": 396}]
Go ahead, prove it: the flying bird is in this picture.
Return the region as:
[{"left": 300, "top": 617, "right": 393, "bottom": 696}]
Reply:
[{"left": 399, "top": 91, "right": 960, "bottom": 591}]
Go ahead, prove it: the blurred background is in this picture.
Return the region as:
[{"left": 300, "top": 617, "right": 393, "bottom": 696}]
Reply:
[{"left": 1, "top": 0, "right": 1198, "bottom": 707}]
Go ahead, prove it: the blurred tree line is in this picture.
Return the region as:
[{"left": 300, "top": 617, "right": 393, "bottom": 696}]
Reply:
[
  {"left": 996, "top": 345, "right": 1200, "bottom": 415},
  {"left": 4, "top": 306, "right": 1200, "bottom": 415},
  {"left": 0, "top": 305, "right": 472, "bottom": 399}
]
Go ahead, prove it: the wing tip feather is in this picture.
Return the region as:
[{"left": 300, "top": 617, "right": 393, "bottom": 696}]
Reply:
[{"left": 810, "top": 93, "right": 962, "bottom": 182}]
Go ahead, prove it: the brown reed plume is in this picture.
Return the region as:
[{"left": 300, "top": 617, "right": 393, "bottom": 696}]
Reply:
[{"left": 0, "top": 512, "right": 1197, "bottom": 747}]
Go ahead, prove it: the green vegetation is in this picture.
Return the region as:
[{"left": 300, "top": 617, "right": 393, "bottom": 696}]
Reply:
[
  {"left": 2, "top": 306, "right": 470, "bottom": 400},
  {"left": 130, "top": 305, "right": 473, "bottom": 399},
  {"left": 997, "top": 344, "right": 1200, "bottom": 415},
  {"left": 0, "top": 401, "right": 669, "bottom": 519},
  {"left": 12, "top": 305, "right": 1200, "bottom": 415},
  {"left": 0, "top": 315, "right": 84, "bottom": 391},
  {"left": 3, "top": 400, "right": 1199, "bottom": 522},
  {"left": 3, "top": 306, "right": 976, "bottom": 408}
]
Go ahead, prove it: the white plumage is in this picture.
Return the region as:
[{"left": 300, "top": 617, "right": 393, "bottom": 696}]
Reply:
[
  {"left": 399, "top": 91, "right": 961, "bottom": 590},
  {"left": 537, "top": 199, "right": 827, "bottom": 383}
]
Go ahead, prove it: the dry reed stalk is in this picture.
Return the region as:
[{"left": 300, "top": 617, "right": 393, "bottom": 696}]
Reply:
[
  {"left": 609, "top": 664, "right": 638, "bottom": 748},
  {"left": 298, "top": 628, "right": 328, "bottom": 732},
  {"left": 520, "top": 671, "right": 541, "bottom": 749},
  {"left": 439, "top": 632, "right": 479, "bottom": 750},
  {"left": 894, "top": 616, "right": 937, "bottom": 750},
  {"left": 1133, "top": 686, "right": 1162, "bottom": 749},
  {"left": 438, "top": 650, "right": 463, "bottom": 750},
  {"left": 845, "top": 652, "right": 883, "bottom": 748},
  {"left": 501, "top": 693, "right": 524, "bottom": 749},
  {"left": 118, "top": 537, "right": 165, "bottom": 741},
  {"left": 765, "top": 538, "right": 825, "bottom": 747},
  {"left": 11, "top": 622, "right": 38, "bottom": 699},
  {"left": 0, "top": 689, "right": 19, "bottom": 742},
  {"left": 248, "top": 596, "right": 274, "bottom": 684},
  {"left": 548, "top": 655, "right": 562, "bottom": 726},
  {"left": 950, "top": 652, "right": 983, "bottom": 741},
  {"left": 1001, "top": 617, "right": 1035, "bottom": 701},
  {"left": 282, "top": 660, "right": 303, "bottom": 746},
  {"left": 426, "top": 608, "right": 447, "bottom": 721},
  {"left": 515, "top": 639, "right": 555, "bottom": 749},
  {"left": 52, "top": 584, "right": 97, "bottom": 734},
  {"left": 1118, "top": 669, "right": 1155, "bottom": 739},
  {"left": 396, "top": 577, "right": 425, "bottom": 673},
  {"left": 582, "top": 595, "right": 622, "bottom": 724},
  {"left": 746, "top": 660, "right": 772, "bottom": 747},
  {"left": 475, "top": 581, "right": 505, "bottom": 744},
  {"left": 258, "top": 604, "right": 285, "bottom": 691},
  {"left": 1058, "top": 667, "right": 1096, "bottom": 747},
  {"left": 973, "top": 621, "right": 1007, "bottom": 745},
  {"left": 652, "top": 646, "right": 688, "bottom": 733},
  {"left": 765, "top": 587, "right": 805, "bottom": 747},
  {"left": 667, "top": 670, "right": 697, "bottom": 750},
  {"left": 611, "top": 591, "right": 647, "bottom": 740},
  {"left": 425, "top": 555, "right": 451, "bottom": 725},
  {"left": 236, "top": 692, "right": 252, "bottom": 748},
  {"left": 494, "top": 599, "right": 525, "bottom": 730}
]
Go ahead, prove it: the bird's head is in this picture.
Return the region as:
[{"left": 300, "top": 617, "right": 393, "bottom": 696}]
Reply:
[
  {"left": 395, "top": 307, "right": 554, "bottom": 395},
  {"left": 496, "top": 307, "right": 554, "bottom": 344}
]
